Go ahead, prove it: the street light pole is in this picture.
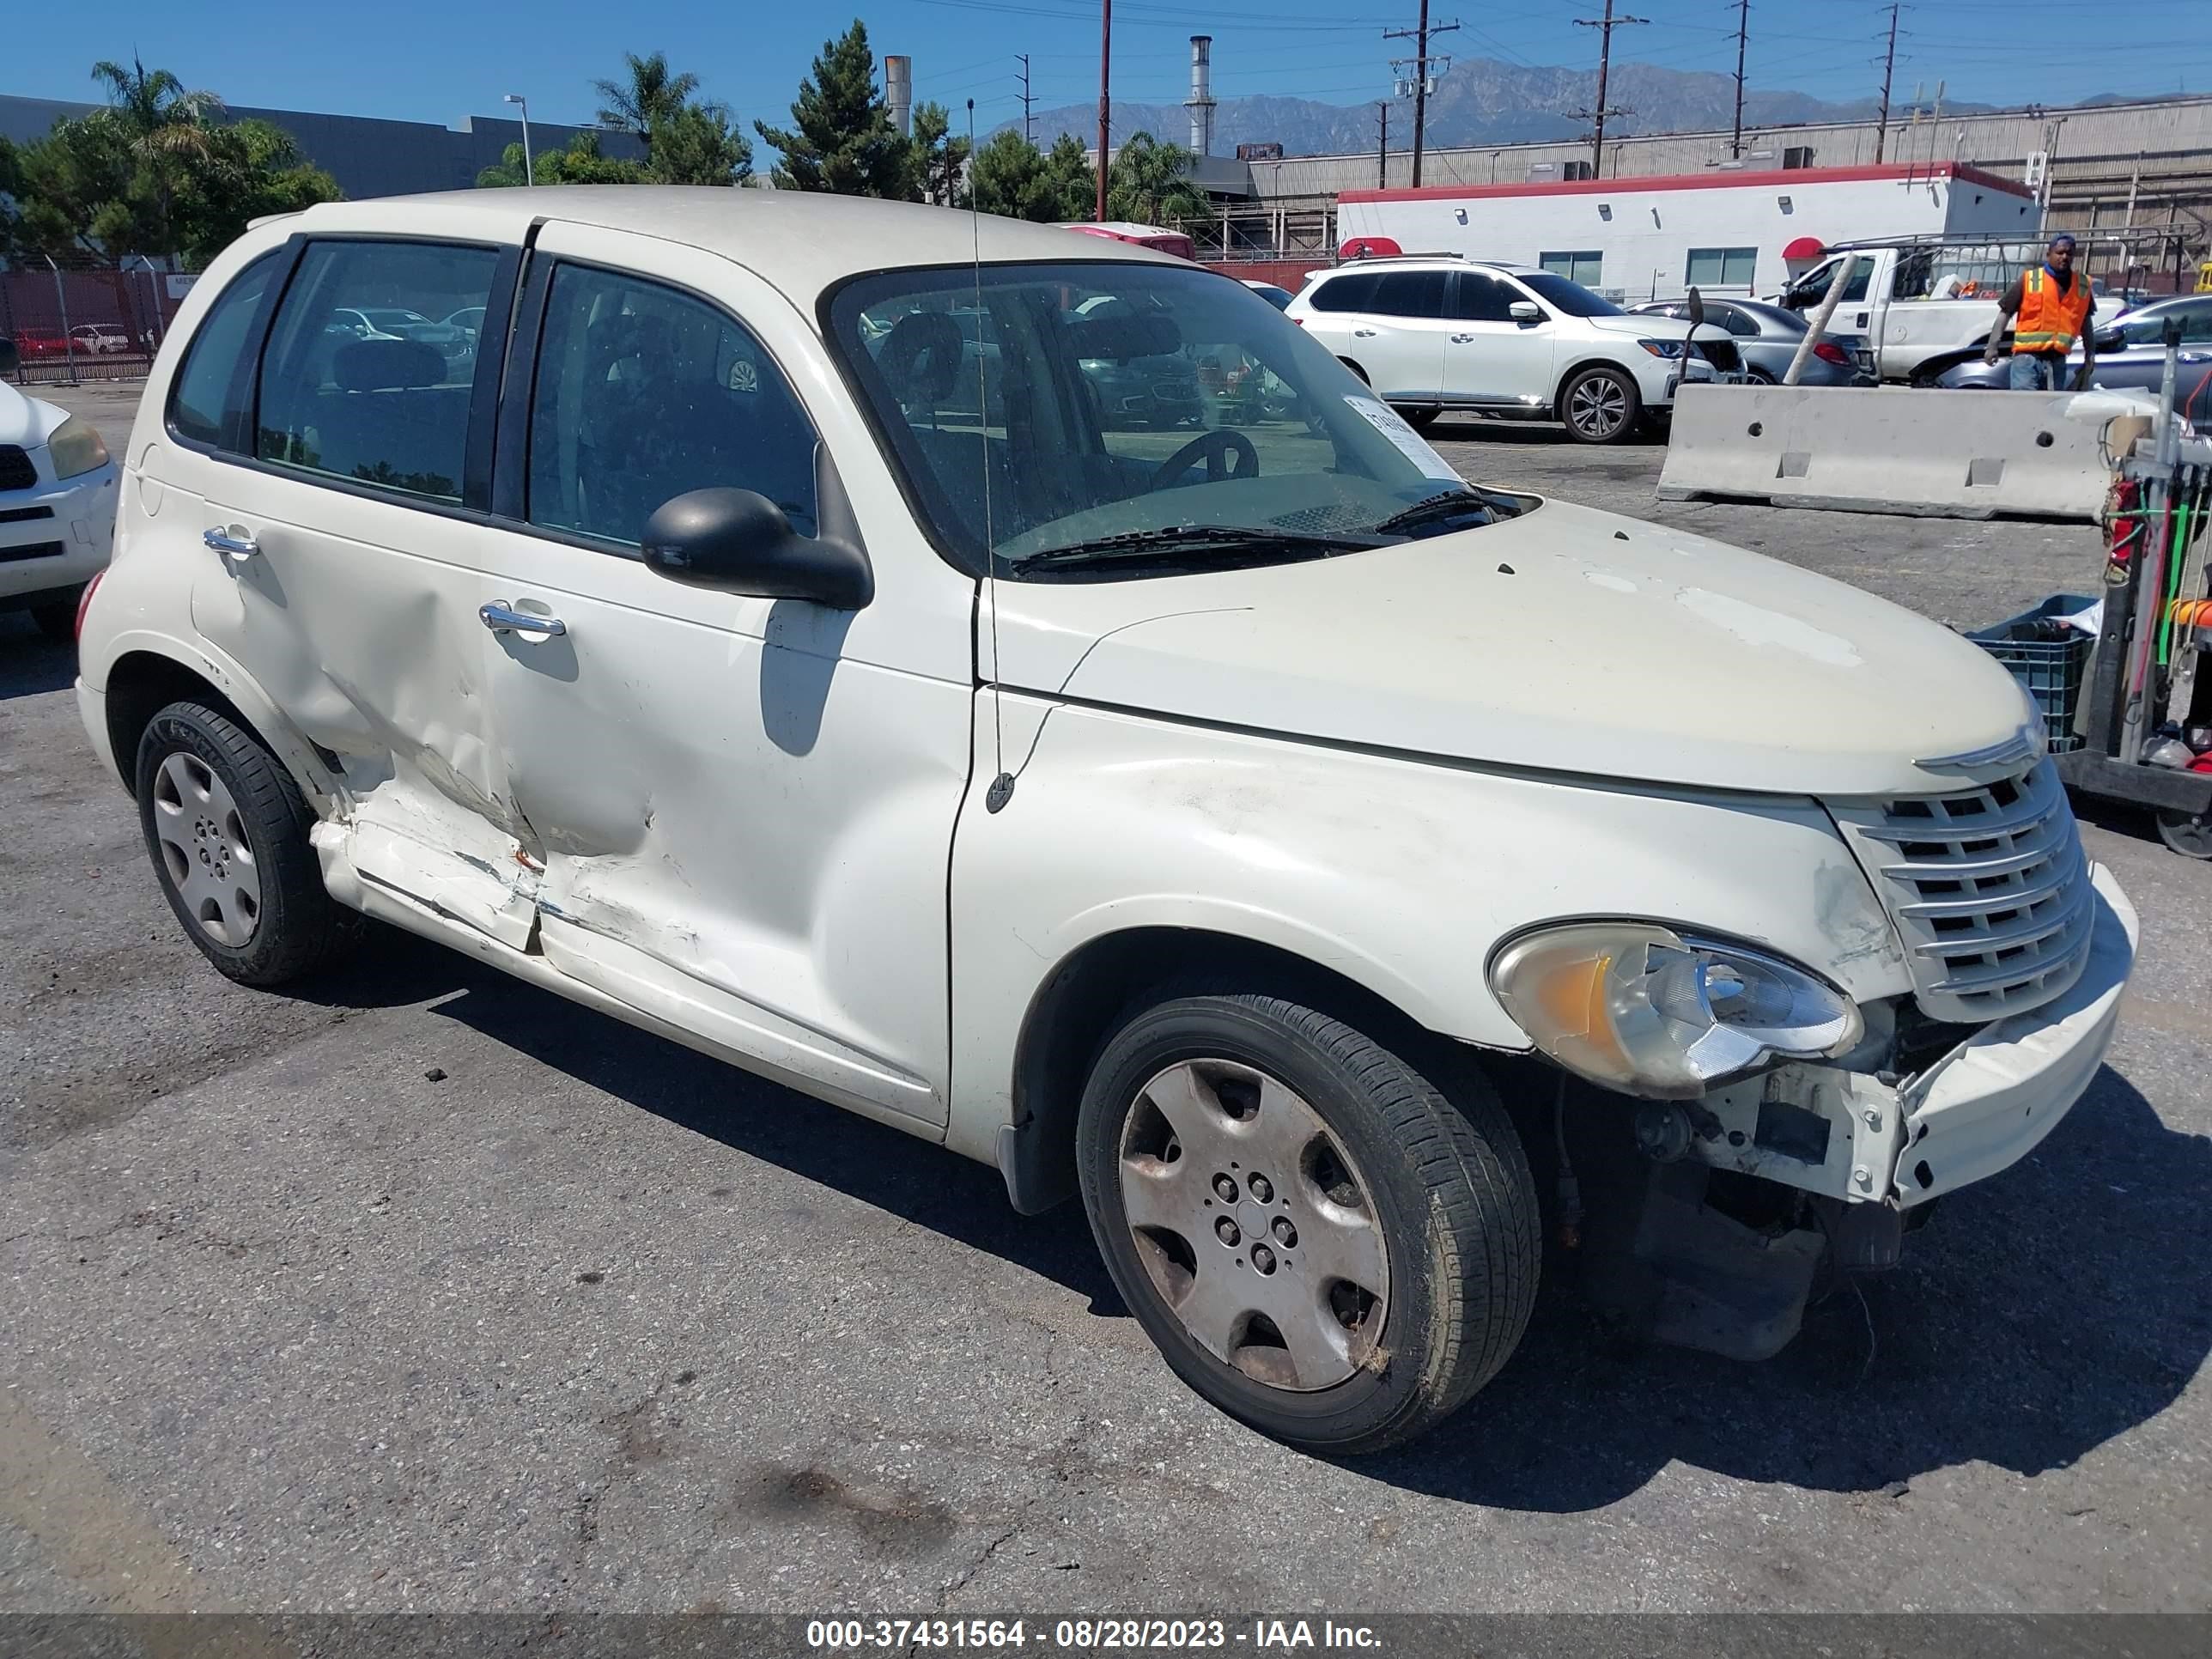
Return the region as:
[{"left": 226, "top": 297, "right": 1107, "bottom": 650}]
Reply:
[{"left": 503, "top": 93, "right": 534, "bottom": 185}]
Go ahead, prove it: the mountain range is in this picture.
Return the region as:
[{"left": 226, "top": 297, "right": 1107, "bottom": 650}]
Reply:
[{"left": 1004, "top": 56, "right": 2008, "bottom": 158}]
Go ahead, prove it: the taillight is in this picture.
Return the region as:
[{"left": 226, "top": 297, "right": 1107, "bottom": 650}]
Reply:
[
  {"left": 75, "top": 569, "right": 104, "bottom": 641},
  {"left": 1814, "top": 340, "right": 1850, "bottom": 366}
]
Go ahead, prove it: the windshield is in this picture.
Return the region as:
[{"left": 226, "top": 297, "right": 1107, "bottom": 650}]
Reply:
[
  {"left": 830, "top": 261, "right": 1498, "bottom": 579},
  {"left": 1514, "top": 272, "right": 1623, "bottom": 318}
]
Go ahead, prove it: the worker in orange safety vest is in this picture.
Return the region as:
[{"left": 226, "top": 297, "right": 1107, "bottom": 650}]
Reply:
[{"left": 1984, "top": 233, "right": 2099, "bottom": 392}]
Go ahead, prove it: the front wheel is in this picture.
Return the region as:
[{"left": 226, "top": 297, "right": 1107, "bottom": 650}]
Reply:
[
  {"left": 2156, "top": 806, "right": 2212, "bottom": 859},
  {"left": 1076, "top": 992, "right": 1539, "bottom": 1455},
  {"left": 1394, "top": 405, "right": 1442, "bottom": 433},
  {"left": 1560, "top": 365, "right": 1644, "bottom": 444}
]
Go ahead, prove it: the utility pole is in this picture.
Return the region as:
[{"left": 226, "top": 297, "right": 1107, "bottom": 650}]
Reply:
[
  {"left": 1729, "top": 0, "right": 1749, "bottom": 159},
  {"left": 1018, "top": 54, "right": 1033, "bottom": 144},
  {"left": 1572, "top": 0, "right": 1645, "bottom": 180},
  {"left": 1384, "top": 2, "right": 1458, "bottom": 188},
  {"left": 1376, "top": 101, "right": 1389, "bottom": 188},
  {"left": 1874, "top": 4, "right": 1900, "bottom": 162},
  {"left": 1096, "top": 0, "right": 1111, "bottom": 221}
]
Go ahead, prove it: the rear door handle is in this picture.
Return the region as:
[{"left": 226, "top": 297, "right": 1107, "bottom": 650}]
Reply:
[
  {"left": 1450, "top": 333, "right": 1477, "bottom": 343},
  {"left": 1352, "top": 327, "right": 1377, "bottom": 337},
  {"left": 479, "top": 601, "right": 567, "bottom": 637},
  {"left": 203, "top": 526, "right": 258, "bottom": 562}
]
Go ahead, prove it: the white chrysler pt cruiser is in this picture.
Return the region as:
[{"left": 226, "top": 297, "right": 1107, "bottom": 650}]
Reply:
[{"left": 76, "top": 190, "right": 2136, "bottom": 1455}]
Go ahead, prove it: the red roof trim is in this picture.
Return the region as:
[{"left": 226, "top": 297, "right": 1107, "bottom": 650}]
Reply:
[{"left": 1340, "top": 162, "right": 2033, "bottom": 205}]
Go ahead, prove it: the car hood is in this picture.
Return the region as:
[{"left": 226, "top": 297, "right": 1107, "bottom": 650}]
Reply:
[
  {"left": 1587, "top": 313, "right": 1692, "bottom": 340},
  {"left": 0, "top": 380, "right": 65, "bottom": 449},
  {"left": 991, "top": 497, "right": 2032, "bottom": 799}
]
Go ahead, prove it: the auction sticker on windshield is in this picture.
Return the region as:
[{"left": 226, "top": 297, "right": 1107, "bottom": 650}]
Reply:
[{"left": 1344, "top": 395, "right": 1462, "bottom": 481}]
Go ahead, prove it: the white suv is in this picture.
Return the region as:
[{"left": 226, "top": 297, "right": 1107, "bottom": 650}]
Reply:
[
  {"left": 1286, "top": 257, "right": 1734, "bottom": 443},
  {"left": 78, "top": 191, "right": 2134, "bottom": 1455}
]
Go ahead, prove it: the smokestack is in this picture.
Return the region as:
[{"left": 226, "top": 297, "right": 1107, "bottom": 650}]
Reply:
[
  {"left": 885, "top": 55, "right": 913, "bottom": 137},
  {"left": 1185, "top": 35, "right": 1215, "bottom": 156}
]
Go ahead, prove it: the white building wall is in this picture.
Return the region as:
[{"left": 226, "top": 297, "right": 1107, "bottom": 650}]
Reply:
[{"left": 1337, "top": 173, "right": 2034, "bottom": 301}]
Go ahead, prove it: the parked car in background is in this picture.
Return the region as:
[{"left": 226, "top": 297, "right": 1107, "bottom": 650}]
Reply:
[
  {"left": 1285, "top": 254, "right": 1735, "bottom": 443},
  {"left": 1922, "top": 293, "right": 2212, "bottom": 421},
  {"left": 1, "top": 376, "right": 118, "bottom": 639},
  {"left": 1071, "top": 294, "right": 1203, "bottom": 429},
  {"left": 70, "top": 323, "right": 134, "bottom": 355},
  {"left": 442, "top": 306, "right": 488, "bottom": 337},
  {"left": 1243, "top": 282, "right": 1297, "bottom": 311},
  {"left": 1630, "top": 297, "right": 1872, "bottom": 386},
  {"left": 326, "top": 306, "right": 476, "bottom": 371}
]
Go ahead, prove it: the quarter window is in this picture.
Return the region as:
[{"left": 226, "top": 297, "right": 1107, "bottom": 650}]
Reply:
[
  {"left": 1686, "top": 246, "right": 1759, "bottom": 289},
  {"left": 170, "top": 252, "right": 281, "bottom": 449},
  {"left": 1539, "top": 251, "right": 1603, "bottom": 287},
  {"left": 256, "top": 240, "right": 499, "bottom": 502},
  {"left": 526, "top": 264, "right": 818, "bottom": 547}
]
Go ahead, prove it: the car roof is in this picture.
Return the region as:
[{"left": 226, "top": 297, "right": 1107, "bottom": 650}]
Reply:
[
  {"left": 1313, "top": 257, "right": 1544, "bottom": 278},
  {"left": 264, "top": 189, "right": 1190, "bottom": 308}
]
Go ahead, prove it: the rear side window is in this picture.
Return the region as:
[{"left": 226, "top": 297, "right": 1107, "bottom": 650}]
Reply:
[
  {"left": 170, "top": 252, "right": 280, "bottom": 448},
  {"left": 526, "top": 264, "right": 819, "bottom": 547},
  {"left": 1309, "top": 272, "right": 1379, "bottom": 313},
  {"left": 255, "top": 240, "right": 500, "bottom": 503},
  {"left": 1370, "top": 271, "right": 1449, "bottom": 319}
]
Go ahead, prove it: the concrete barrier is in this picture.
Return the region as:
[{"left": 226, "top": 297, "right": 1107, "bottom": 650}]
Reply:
[{"left": 1656, "top": 385, "right": 2144, "bottom": 521}]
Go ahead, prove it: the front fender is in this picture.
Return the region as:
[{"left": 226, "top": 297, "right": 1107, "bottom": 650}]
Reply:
[{"left": 945, "top": 694, "right": 1911, "bottom": 1167}]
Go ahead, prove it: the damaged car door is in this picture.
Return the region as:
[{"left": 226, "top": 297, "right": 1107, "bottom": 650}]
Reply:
[
  {"left": 465, "top": 228, "right": 975, "bottom": 1127},
  {"left": 185, "top": 235, "right": 538, "bottom": 944}
]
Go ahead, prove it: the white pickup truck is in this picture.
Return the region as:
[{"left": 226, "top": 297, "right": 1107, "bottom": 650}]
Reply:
[{"left": 1772, "top": 236, "right": 2126, "bottom": 383}]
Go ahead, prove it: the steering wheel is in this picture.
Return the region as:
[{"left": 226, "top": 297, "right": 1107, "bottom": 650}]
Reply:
[{"left": 1152, "top": 428, "right": 1258, "bottom": 488}]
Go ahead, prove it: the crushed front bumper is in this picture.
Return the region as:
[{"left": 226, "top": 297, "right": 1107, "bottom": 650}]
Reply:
[{"left": 1692, "top": 862, "right": 2136, "bottom": 1207}]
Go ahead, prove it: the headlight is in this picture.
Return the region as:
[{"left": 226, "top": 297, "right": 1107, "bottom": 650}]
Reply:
[
  {"left": 46, "top": 416, "right": 110, "bottom": 481},
  {"left": 1489, "top": 922, "right": 1863, "bottom": 1098},
  {"left": 1637, "top": 338, "right": 1687, "bottom": 359}
]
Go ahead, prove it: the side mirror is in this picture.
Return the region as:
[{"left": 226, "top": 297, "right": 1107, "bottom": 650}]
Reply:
[
  {"left": 1509, "top": 301, "right": 1542, "bottom": 327},
  {"left": 2094, "top": 329, "right": 2124, "bottom": 353},
  {"left": 642, "top": 488, "right": 873, "bottom": 610}
]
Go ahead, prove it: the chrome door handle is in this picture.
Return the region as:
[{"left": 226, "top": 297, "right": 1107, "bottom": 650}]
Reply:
[
  {"left": 203, "top": 527, "right": 258, "bottom": 562},
  {"left": 1352, "top": 327, "right": 1377, "bottom": 337},
  {"left": 479, "top": 601, "right": 566, "bottom": 637},
  {"left": 1450, "top": 333, "right": 1476, "bottom": 343}
]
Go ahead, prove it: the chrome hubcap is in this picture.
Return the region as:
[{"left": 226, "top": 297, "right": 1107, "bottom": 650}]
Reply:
[
  {"left": 1117, "top": 1059, "right": 1390, "bottom": 1391},
  {"left": 1570, "top": 376, "right": 1629, "bottom": 437},
  {"left": 152, "top": 752, "right": 261, "bottom": 945}
]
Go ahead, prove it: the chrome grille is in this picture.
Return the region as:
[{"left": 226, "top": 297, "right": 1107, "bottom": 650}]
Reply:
[{"left": 1829, "top": 759, "right": 2093, "bottom": 1024}]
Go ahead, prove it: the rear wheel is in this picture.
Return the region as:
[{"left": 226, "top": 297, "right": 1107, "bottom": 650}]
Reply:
[
  {"left": 1395, "top": 406, "right": 1442, "bottom": 432},
  {"left": 1076, "top": 992, "right": 1539, "bottom": 1455},
  {"left": 1560, "top": 365, "right": 1643, "bottom": 444},
  {"left": 136, "top": 700, "right": 363, "bottom": 986},
  {"left": 2156, "top": 806, "right": 2212, "bottom": 860}
]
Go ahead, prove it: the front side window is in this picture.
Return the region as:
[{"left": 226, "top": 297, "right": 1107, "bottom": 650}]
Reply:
[
  {"left": 830, "top": 262, "right": 1519, "bottom": 581},
  {"left": 2117, "top": 301, "right": 2212, "bottom": 349},
  {"left": 1452, "top": 272, "right": 1517, "bottom": 323},
  {"left": 527, "top": 264, "right": 818, "bottom": 546},
  {"left": 1511, "top": 272, "right": 1624, "bottom": 319},
  {"left": 1539, "top": 250, "right": 1603, "bottom": 287},
  {"left": 1686, "top": 246, "right": 1759, "bottom": 289},
  {"left": 170, "top": 251, "right": 281, "bottom": 448},
  {"left": 256, "top": 240, "right": 500, "bottom": 501}
]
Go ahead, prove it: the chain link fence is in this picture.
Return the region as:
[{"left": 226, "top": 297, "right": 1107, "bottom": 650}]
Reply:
[{"left": 3, "top": 258, "right": 194, "bottom": 386}]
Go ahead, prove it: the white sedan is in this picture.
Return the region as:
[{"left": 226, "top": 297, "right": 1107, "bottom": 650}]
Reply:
[{"left": 1, "top": 380, "right": 117, "bottom": 641}]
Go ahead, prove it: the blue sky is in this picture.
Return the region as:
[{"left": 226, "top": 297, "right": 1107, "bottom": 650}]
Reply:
[{"left": 6, "top": 0, "right": 2209, "bottom": 143}]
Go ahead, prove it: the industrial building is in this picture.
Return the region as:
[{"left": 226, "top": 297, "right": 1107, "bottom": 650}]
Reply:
[{"left": 0, "top": 93, "right": 641, "bottom": 202}]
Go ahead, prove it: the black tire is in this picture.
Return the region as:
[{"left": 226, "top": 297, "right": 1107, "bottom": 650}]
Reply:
[
  {"left": 1395, "top": 406, "right": 1443, "bottom": 433},
  {"left": 1559, "top": 364, "right": 1644, "bottom": 445},
  {"left": 1076, "top": 992, "right": 1539, "bottom": 1456},
  {"left": 135, "top": 700, "right": 363, "bottom": 987},
  {"left": 2155, "top": 806, "right": 2212, "bottom": 860},
  {"left": 31, "top": 599, "right": 77, "bottom": 642}
]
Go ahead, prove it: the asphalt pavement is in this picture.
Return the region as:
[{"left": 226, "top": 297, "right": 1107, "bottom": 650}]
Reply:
[{"left": 3, "top": 386, "right": 2208, "bottom": 1616}]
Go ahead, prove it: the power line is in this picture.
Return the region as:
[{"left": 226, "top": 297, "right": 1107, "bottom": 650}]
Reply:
[
  {"left": 1571, "top": 0, "right": 1646, "bottom": 179},
  {"left": 1384, "top": 2, "right": 1459, "bottom": 187}
]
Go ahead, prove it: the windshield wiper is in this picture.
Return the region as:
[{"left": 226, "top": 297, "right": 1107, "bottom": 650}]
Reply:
[
  {"left": 1009, "top": 523, "right": 1385, "bottom": 574},
  {"left": 1370, "top": 489, "right": 1510, "bottom": 536}
]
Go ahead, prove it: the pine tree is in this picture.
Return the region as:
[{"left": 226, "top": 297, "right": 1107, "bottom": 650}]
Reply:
[
  {"left": 908, "top": 101, "right": 969, "bottom": 207},
  {"left": 756, "top": 21, "right": 913, "bottom": 198}
]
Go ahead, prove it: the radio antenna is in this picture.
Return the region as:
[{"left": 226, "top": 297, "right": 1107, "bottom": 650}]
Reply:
[{"left": 970, "top": 98, "right": 1014, "bottom": 812}]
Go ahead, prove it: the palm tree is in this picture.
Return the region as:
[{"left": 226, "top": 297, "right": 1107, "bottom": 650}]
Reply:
[
  {"left": 593, "top": 52, "right": 702, "bottom": 153},
  {"left": 90, "top": 58, "right": 223, "bottom": 158},
  {"left": 1107, "top": 131, "right": 1205, "bottom": 227}
]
